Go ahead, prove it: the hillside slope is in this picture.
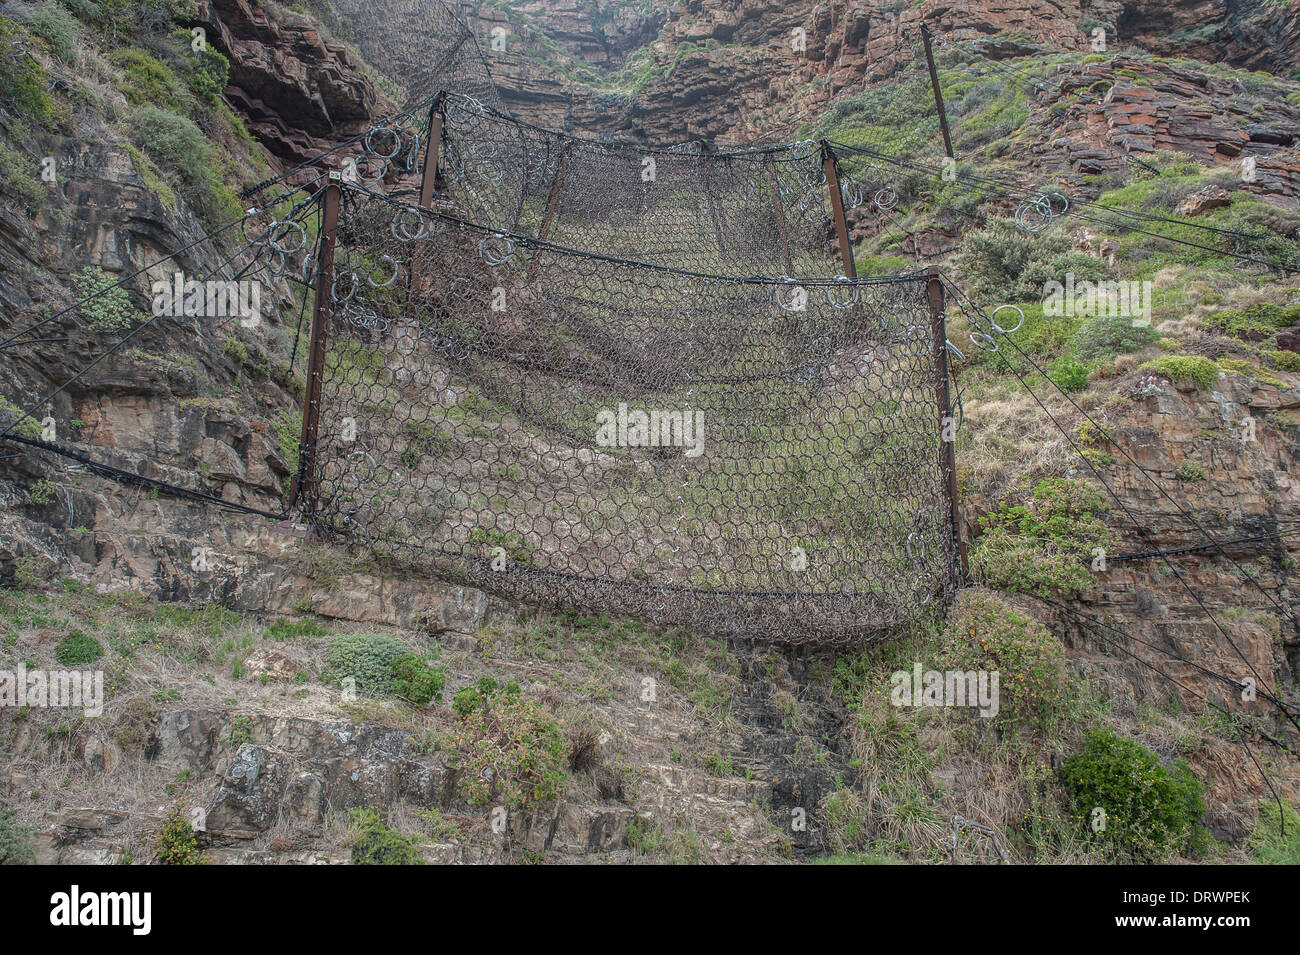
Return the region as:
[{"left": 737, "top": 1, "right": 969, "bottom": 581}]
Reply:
[{"left": 0, "top": 0, "right": 1297, "bottom": 866}]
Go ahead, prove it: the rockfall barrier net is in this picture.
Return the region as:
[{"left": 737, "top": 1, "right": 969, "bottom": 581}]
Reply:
[
  {"left": 435, "top": 95, "right": 841, "bottom": 275},
  {"left": 300, "top": 183, "right": 959, "bottom": 644}
]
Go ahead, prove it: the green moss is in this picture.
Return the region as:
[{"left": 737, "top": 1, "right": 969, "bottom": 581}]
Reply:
[
  {"left": 1205, "top": 303, "right": 1300, "bottom": 341},
  {"left": 1141, "top": 355, "right": 1221, "bottom": 390},
  {"left": 1216, "top": 358, "right": 1285, "bottom": 388},
  {"left": 55, "top": 628, "right": 104, "bottom": 665},
  {"left": 1267, "top": 349, "right": 1300, "bottom": 373}
]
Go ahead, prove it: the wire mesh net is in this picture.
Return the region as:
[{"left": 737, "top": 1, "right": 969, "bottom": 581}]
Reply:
[
  {"left": 437, "top": 95, "right": 840, "bottom": 275},
  {"left": 300, "top": 184, "right": 958, "bottom": 644},
  {"left": 330, "top": 0, "right": 508, "bottom": 113}
]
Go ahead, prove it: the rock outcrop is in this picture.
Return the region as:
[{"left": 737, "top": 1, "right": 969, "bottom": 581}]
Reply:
[{"left": 195, "top": 0, "right": 384, "bottom": 165}]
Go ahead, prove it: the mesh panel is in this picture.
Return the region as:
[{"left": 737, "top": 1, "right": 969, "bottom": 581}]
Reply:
[
  {"left": 330, "top": 0, "right": 508, "bottom": 112},
  {"left": 439, "top": 97, "right": 839, "bottom": 275},
  {"left": 302, "top": 185, "right": 958, "bottom": 644}
]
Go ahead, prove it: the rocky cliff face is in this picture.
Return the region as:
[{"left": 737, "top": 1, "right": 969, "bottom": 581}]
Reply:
[
  {"left": 195, "top": 0, "right": 385, "bottom": 165},
  {"left": 460, "top": 0, "right": 1300, "bottom": 144}
]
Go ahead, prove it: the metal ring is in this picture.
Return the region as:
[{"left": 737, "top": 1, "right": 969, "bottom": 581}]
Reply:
[
  {"left": 269, "top": 220, "right": 307, "bottom": 255},
  {"left": 825, "top": 278, "right": 860, "bottom": 309},
  {"left": 478, "top": 234, "right": 515, "bottom": 266},
  {"left": 364, "top": 126, "right": 402, "bottom": 160},
  {"left": 265, "top": 247, "right": 288, "bottom": 277},
  {"left": 773, "top": 279, "right": 807, "bottom": 313},
  {"left": 367, "top": 255, "right": 399, "bottom": 288},
  {"left": 446, "top": 95, "right": 484, "bottom": 130},
  {"left": 355, "top": 155, "right": 388, "bottom": 186},
  {"left": 332, "top": 271, "right": 360, "bottom": 303},
  {"left": 841, "top": 178, "right": 864, "bottom": 208},
  {"left": 391, "top": 208, "right": 429, "bottom": 242},
  {"left": 1041, "top": 191, "right": 1069, "bottom": 217},
  {"left": 905, "top": 532, "right": 926, "bottom": 563},
  {"left": 990, "top": 304, "right": 1025, "bottom": 335},
  {"left": 969, "top": 332, "right": 999, "bottom": 353},
  {"left": 945, "top": 339, "right": 965, "bottom": 361},
  {"left": 476, "top": 159, "right": 504, "bottom": 184},
  {"left": 873, "top": 188, "right": 897, "bottom": 211}
]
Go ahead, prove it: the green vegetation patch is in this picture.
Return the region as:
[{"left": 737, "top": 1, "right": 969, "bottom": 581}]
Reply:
[
  {"left": 971, "top": 477, "right": 1110, "bottom": 597},
  {"left": 1059, "top": 727, "right": 1206, "bottom": 860}
]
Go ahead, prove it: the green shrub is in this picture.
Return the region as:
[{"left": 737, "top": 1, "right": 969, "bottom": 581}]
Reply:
[
  {"left": 1175, "top": 461, "right": 1205, "bottom": 482},
  {"left": 971, "top": 477, "right": 1110, "bottom": 597},
  {"left": 449, "top": 691, "right": 567, "bottom": 806},
  {"left": 1047, "top": 355, "right": 1091, "bottom": 392},
  {"left": 182, "top": 39, "right": 229, "bottom": 104},
  {"left": 25, "top": 478, "right": 56, "bottom": 507},
  {"left": 388, "top": 652, "right": 445, "bottom": 706},
  {"left": 938, "top": 589, "right": 1067, "bottom": 733},
  {"left": 1248, "top": 801, "right": 1300, "bottom": 864},
  {"left": 325, "top": 632, "right": 407, "bottom": 696},
  {"left": 1059, "top": 727, "right": 1206, "bottom": 860},
  {"left": 0, "top": 143, "right": 45, "bottom": 216},
  {"left": 346, "top": 808, "right": 423, "bottom": 865},
  {"left": 0, "top": 18, "right": 64, "bottom": 127},
  {"left": 1267, "top": 349, "right": 1300, "bottom": 373},
  {"left": 108, "top": 47, "right": 191, "bottom": 112},
  {"left": 155, "top": 804, "right": 205, "bottom": 864},
  {"left": 26, "top": 2, "right": 79, "bottom": 62},
  {"left": 0, "top": 807, "right": 35, "bottom": 864},
  {"left": 55, "top": 628, "right": 103, "bottom": 665},
  {"left": 125, "top": 106, "right": 209, "bottom": 182},
  {"left": 1069, "top": 313, "right": 1160, "bottom": 362},
  {"left": 71, "top": 266, "right": 141, "bottom": 331},
  {"left": 955, "top": 217, "right": 1072, "bottom": 303},
  {"left": 124, "top": 105, "right": 242, "bottom": 228},
  {"left": 265, "top": 617, "right": 326, "bottom": 640},
  {"left": 1141, "top": 355, "right": 1220, "bottom": 390},
  {"left": 452, "top": 685, "right": 482, "bottom": 718}
]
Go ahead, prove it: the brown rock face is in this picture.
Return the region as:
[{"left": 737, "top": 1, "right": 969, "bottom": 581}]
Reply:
[
  {"left": 1176, "top": 184, "right": 1233, "bottom": 217},
  {"left": 452, "top": 0, "right": 1300, "bottom": 145},
  {"left": 194, "top": 0, "right": 384, "bottom": 165}
]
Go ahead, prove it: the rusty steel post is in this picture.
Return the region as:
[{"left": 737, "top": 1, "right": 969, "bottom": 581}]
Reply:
[
  {"left": 526, "top": 142, "right": 572, "bottom": 281},
  {"left": 820, "top": 140, "right": 857, "bottom": 280},
  {"left": 537, "top": 142, "right": 572, "bottom": 244},
  {"left": 921, "top": 24, "right": 955, "bottom": 160},
  {"left": 765, "top": 155, "right": 794, "bottom": 275},
  {"left": 928, "top": 267, "right": 967, "bottom": 582},
  {"left": 290, "top": 174, "right": 343, "bottom": 513},
  {"left": 418, "top": 93, "right": 446, "bottom": 209}
]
